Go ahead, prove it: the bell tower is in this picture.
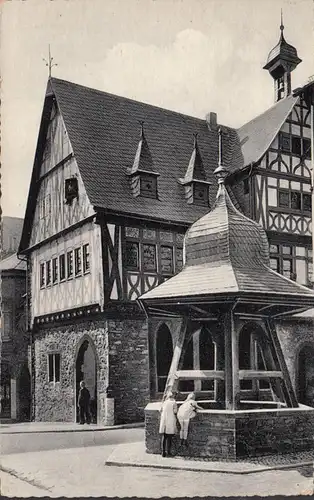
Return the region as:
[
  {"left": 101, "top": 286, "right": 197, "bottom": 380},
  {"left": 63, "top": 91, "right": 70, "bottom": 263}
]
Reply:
[{"left": 263, "top": 13, "right": 302, "bottom": 102}]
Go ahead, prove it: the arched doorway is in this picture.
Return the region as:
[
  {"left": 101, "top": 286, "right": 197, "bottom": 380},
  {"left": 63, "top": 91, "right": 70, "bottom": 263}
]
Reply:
[
  {"left": 75, "top": 338, "right": 97, "bottom": 423},
  {"left": 0, "top": 363, "right": 11, "bottom": 419},
  {"left": 156, "top": 324, "right": 173, "bottom": 393},
  {"left": 18, "top": 364, "right": 31, "bottom": 421},
  {"left": 297, "top": 344, "right": 314, "bottom": 407}
]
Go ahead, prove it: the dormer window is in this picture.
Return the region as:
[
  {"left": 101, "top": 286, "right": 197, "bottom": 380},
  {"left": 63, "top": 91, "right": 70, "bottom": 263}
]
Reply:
[
  {"left": 140, "top": 174, "right": 158, "bottom": 199},
  {"left": 127, "top": 122, "right": 159, "bottom": 199},
  {"left": 193, "top": 182, "right": 209, "bottom": 206},
  {"left": 178, "top": 133, "right": 212, "bottom": 207}
]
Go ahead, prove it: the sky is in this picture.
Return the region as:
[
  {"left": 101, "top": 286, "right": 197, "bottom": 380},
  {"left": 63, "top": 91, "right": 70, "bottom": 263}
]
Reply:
[{"left": 1, "top": 0, "right": 314, "bottom": 218}]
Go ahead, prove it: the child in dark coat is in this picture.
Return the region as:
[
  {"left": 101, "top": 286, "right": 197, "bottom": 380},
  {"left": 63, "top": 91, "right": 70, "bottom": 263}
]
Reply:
[{"left": 78, "top": 381, "right": 91, "bottom": 424}]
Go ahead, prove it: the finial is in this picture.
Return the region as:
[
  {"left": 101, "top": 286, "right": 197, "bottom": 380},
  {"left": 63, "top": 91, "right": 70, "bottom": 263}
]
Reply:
[
  {"left": 280, "top": 9, "right": 285, "bottom": 39},
  {"left": 214, "top": 127, "right": 228, "bottom": 184},
  {"left": 43, "top": 44, "right": 58, "bottom": 78}
]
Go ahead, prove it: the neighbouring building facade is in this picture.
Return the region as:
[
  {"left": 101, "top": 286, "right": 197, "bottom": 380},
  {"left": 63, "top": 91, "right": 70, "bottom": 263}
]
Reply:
[
  {"left": 0, "top": 253, "right": 30, "bottom": 421},
  {"left": 18, "top": 24, "right": 314, "bottom": 424}
]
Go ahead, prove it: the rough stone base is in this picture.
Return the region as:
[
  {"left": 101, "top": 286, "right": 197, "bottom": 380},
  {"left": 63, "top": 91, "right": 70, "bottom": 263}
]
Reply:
[{"left": 145, "top": 403, "right": 314, "bottom": 460}]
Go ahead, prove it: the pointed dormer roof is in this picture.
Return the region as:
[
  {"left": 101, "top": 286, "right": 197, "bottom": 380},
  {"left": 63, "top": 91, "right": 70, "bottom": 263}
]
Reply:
[
  {"left": 139, "top": 164, "right": 314, "bottom": 308},
  {"left": 179, "top": 134, "right": 209, "bottom": 185},
  {"left": 127, "top": 122, "right": 157, "bottom": 176},
  {"left": 263, "top": 18, "right": 301, "bottom": 72}
]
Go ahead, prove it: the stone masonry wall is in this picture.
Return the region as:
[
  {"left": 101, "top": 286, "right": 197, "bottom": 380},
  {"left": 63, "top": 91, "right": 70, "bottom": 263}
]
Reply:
[
  {"left": 108, "top": 318, "right": 149, "bottom": 424},
  {"left": 34, "top": 320, "right": 108, "bottom": 422},
  {"left": 276, "top": 318, "right": 314, "bottom": 389}
]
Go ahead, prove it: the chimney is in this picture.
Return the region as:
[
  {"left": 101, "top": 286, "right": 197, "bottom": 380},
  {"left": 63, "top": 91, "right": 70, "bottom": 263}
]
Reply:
[{"left": 206, "top": 112, "right": 217, "bottom": 131}]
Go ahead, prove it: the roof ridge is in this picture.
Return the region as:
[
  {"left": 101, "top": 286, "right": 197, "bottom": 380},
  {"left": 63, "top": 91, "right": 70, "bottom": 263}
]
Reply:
[{"left": 50, "top": 77, "right": 220, "bottom": 126}]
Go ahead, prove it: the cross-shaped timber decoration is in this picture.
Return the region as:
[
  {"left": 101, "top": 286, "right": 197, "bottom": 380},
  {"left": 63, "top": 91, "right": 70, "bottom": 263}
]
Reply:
[{"left": 43, "top": 44, "right": 58, "bottom": 78}]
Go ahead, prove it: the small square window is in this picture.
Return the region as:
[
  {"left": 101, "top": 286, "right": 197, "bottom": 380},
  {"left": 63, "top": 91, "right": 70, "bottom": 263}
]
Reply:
[
  {"left": 140, "top": 175, "right": 157, "bottom": 199},
  {"left": 176, "top": 247, "right": 183, "bottom": 271},
  {"left": 282, "top": 246, "right": 292, "bottom": 255},
  {"left": 65, "top": 178, "right": 79, "bottom": 204},
  {"left": 193, "top": 182, "right": 209, "bottom": 206},
  {"left": 269, "top": 244, "right": 279, "bottom": 254}
]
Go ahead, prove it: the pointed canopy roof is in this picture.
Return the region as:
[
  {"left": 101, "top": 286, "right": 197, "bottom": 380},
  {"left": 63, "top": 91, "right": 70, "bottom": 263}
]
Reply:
[
  {"left": 139, "top": 168, "right": 314, "bottom": 311},
  {"left": 263, "top": 22, "right": 302, "bottom": 72},
  {"left": 179, "top": 134, "right": 209, "bottom": 185},
  {"left": 127, "top": 122, "right": 157, "bottom": 176}
]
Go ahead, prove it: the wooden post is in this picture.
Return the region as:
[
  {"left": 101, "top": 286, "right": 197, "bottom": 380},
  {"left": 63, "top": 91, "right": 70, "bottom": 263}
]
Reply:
[
  {"left": 163, "top": 317, "right": 188, "bottom": 397},
  {"left": 266, "top": 318, "right": 298, "bottom": 408},
  {"left": 223, "top": 308, "right": 240, "bottom": 410}
]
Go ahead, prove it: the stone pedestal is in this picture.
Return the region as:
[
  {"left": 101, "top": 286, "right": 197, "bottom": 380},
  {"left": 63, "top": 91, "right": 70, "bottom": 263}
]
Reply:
[{"left": 145, "top": 402, "right": 314, "bottom": 460}]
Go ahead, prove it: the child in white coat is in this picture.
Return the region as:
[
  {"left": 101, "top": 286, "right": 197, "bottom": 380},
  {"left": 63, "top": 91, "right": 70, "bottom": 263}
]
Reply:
[
  {"left": 159, "top": 392, "right": 178, "bottom": 457},
  {"left": 177, "top": 392, "right": 202, "bottom": 446}
]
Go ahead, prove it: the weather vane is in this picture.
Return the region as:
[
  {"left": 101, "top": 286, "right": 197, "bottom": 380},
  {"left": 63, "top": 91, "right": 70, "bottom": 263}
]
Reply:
[{"left": 43, "top": 44, "right": 58, "bottom": 78}]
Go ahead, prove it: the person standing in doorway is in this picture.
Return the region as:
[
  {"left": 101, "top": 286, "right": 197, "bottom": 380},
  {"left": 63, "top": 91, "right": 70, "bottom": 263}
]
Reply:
[
  {"left": 177, "top": 392, "right": 202, "bottom": 446},
  {"left": 78, "top": 381, "right": 91, "bottom": 424},
  {"left": 159, "top": 392, "right": 178, "bottom": 457}
]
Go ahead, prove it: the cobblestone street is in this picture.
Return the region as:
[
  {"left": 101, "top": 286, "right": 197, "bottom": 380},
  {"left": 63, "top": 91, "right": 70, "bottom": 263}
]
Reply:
[{"left": 1, "top": 442, "right": 313, "bottom": 497}]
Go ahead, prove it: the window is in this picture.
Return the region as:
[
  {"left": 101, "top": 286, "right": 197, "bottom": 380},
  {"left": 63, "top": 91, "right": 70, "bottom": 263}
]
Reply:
[
  {"left": 176, "top": 247, "right": 183, "bottom": 271},
  {"left": 82, "top": 244, "right": 90, "bottom": 273},
  {"left": 161, "top": 246, "right": 173, "bottom": 274},
  {"left": 74, "top": 248, "right": 82, "bottom": 276},
  {"left": 279, "top": 132, "right": 291, "bottom": 152},
  {"left": 67, "top": 251, "right": 73, "bottom": 278},
  {"left": 59, "top": 254, "right": 65, "bottom": 281},
  {"left": 193, "top": 182, "right": 209, "bottom": 206},
  {"left": 65, "top": 178, "right": 79, "bottom": 204},
  {"left": 2, "top": 309, "right": 13, "bottom": 339},
  {"left": 303, "top": 138, "right": 311, "bottom": 159},
  {"left": 143, "top": 244, "right": 156, "bottom": 271},
  {"left": 278, "top": 191, "right": 289, "bottom": 208},
  {"left": 40, "top": 263, "right": 45, "bottom": 288},
  {"left": 278, "top": 189, "right": 311, "bottom": 212},
  {"left": 140, "top": 175, "right": 157, "bottom": 199},
  {"left": 52, "top": 258, "right": 58, "bottom": 284},
  {"left": 292, "top": 137, "right": 301, "bottom": 156},
  {"left": 270, "top": 244, "right": 294, "bottom": 280},
  {"left": 303, "top": 194, "right": 312, "bottom": 212},
  {"left": 46, "top": 260, "right": 51, "bottom": 286},
  {"left": 291, "top": 191, "right": 301, "bottom": 210},
  {"left": 125, "top": 242, "right": 139, "bottom": 270},
  {"left": 48, "top": 354, "right": 60, "bottom": 383}
]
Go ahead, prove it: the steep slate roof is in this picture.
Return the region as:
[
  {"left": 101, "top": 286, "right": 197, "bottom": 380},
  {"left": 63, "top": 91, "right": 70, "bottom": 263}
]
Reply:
[
  {"left": 237, "top": 94, "right": 298, "bottom": 167},
  {"left": 2, "top": 216, "right": 24, "bottom": 256},
  {"left": 48, "top": 78, "right": 244, "bottom": 224},
  {"left": 139, "top": 180, "right": 314, "bottom": 302}
]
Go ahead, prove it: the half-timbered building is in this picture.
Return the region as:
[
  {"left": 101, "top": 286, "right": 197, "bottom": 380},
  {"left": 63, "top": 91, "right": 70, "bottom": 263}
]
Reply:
[{"left": 18, "top": 23, "right": 314, "bottom": 424}]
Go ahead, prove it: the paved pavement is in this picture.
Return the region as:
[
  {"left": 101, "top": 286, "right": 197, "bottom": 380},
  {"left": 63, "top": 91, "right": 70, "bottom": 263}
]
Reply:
[
  {"left": 0, "top": 423, "right": 313, "bottom": 497},
  {"left": 0, "top": 441, "right": 313, "bottom": 496},
  {"left": 0, "top": 420, "right": 144, "bottom": 433}
]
